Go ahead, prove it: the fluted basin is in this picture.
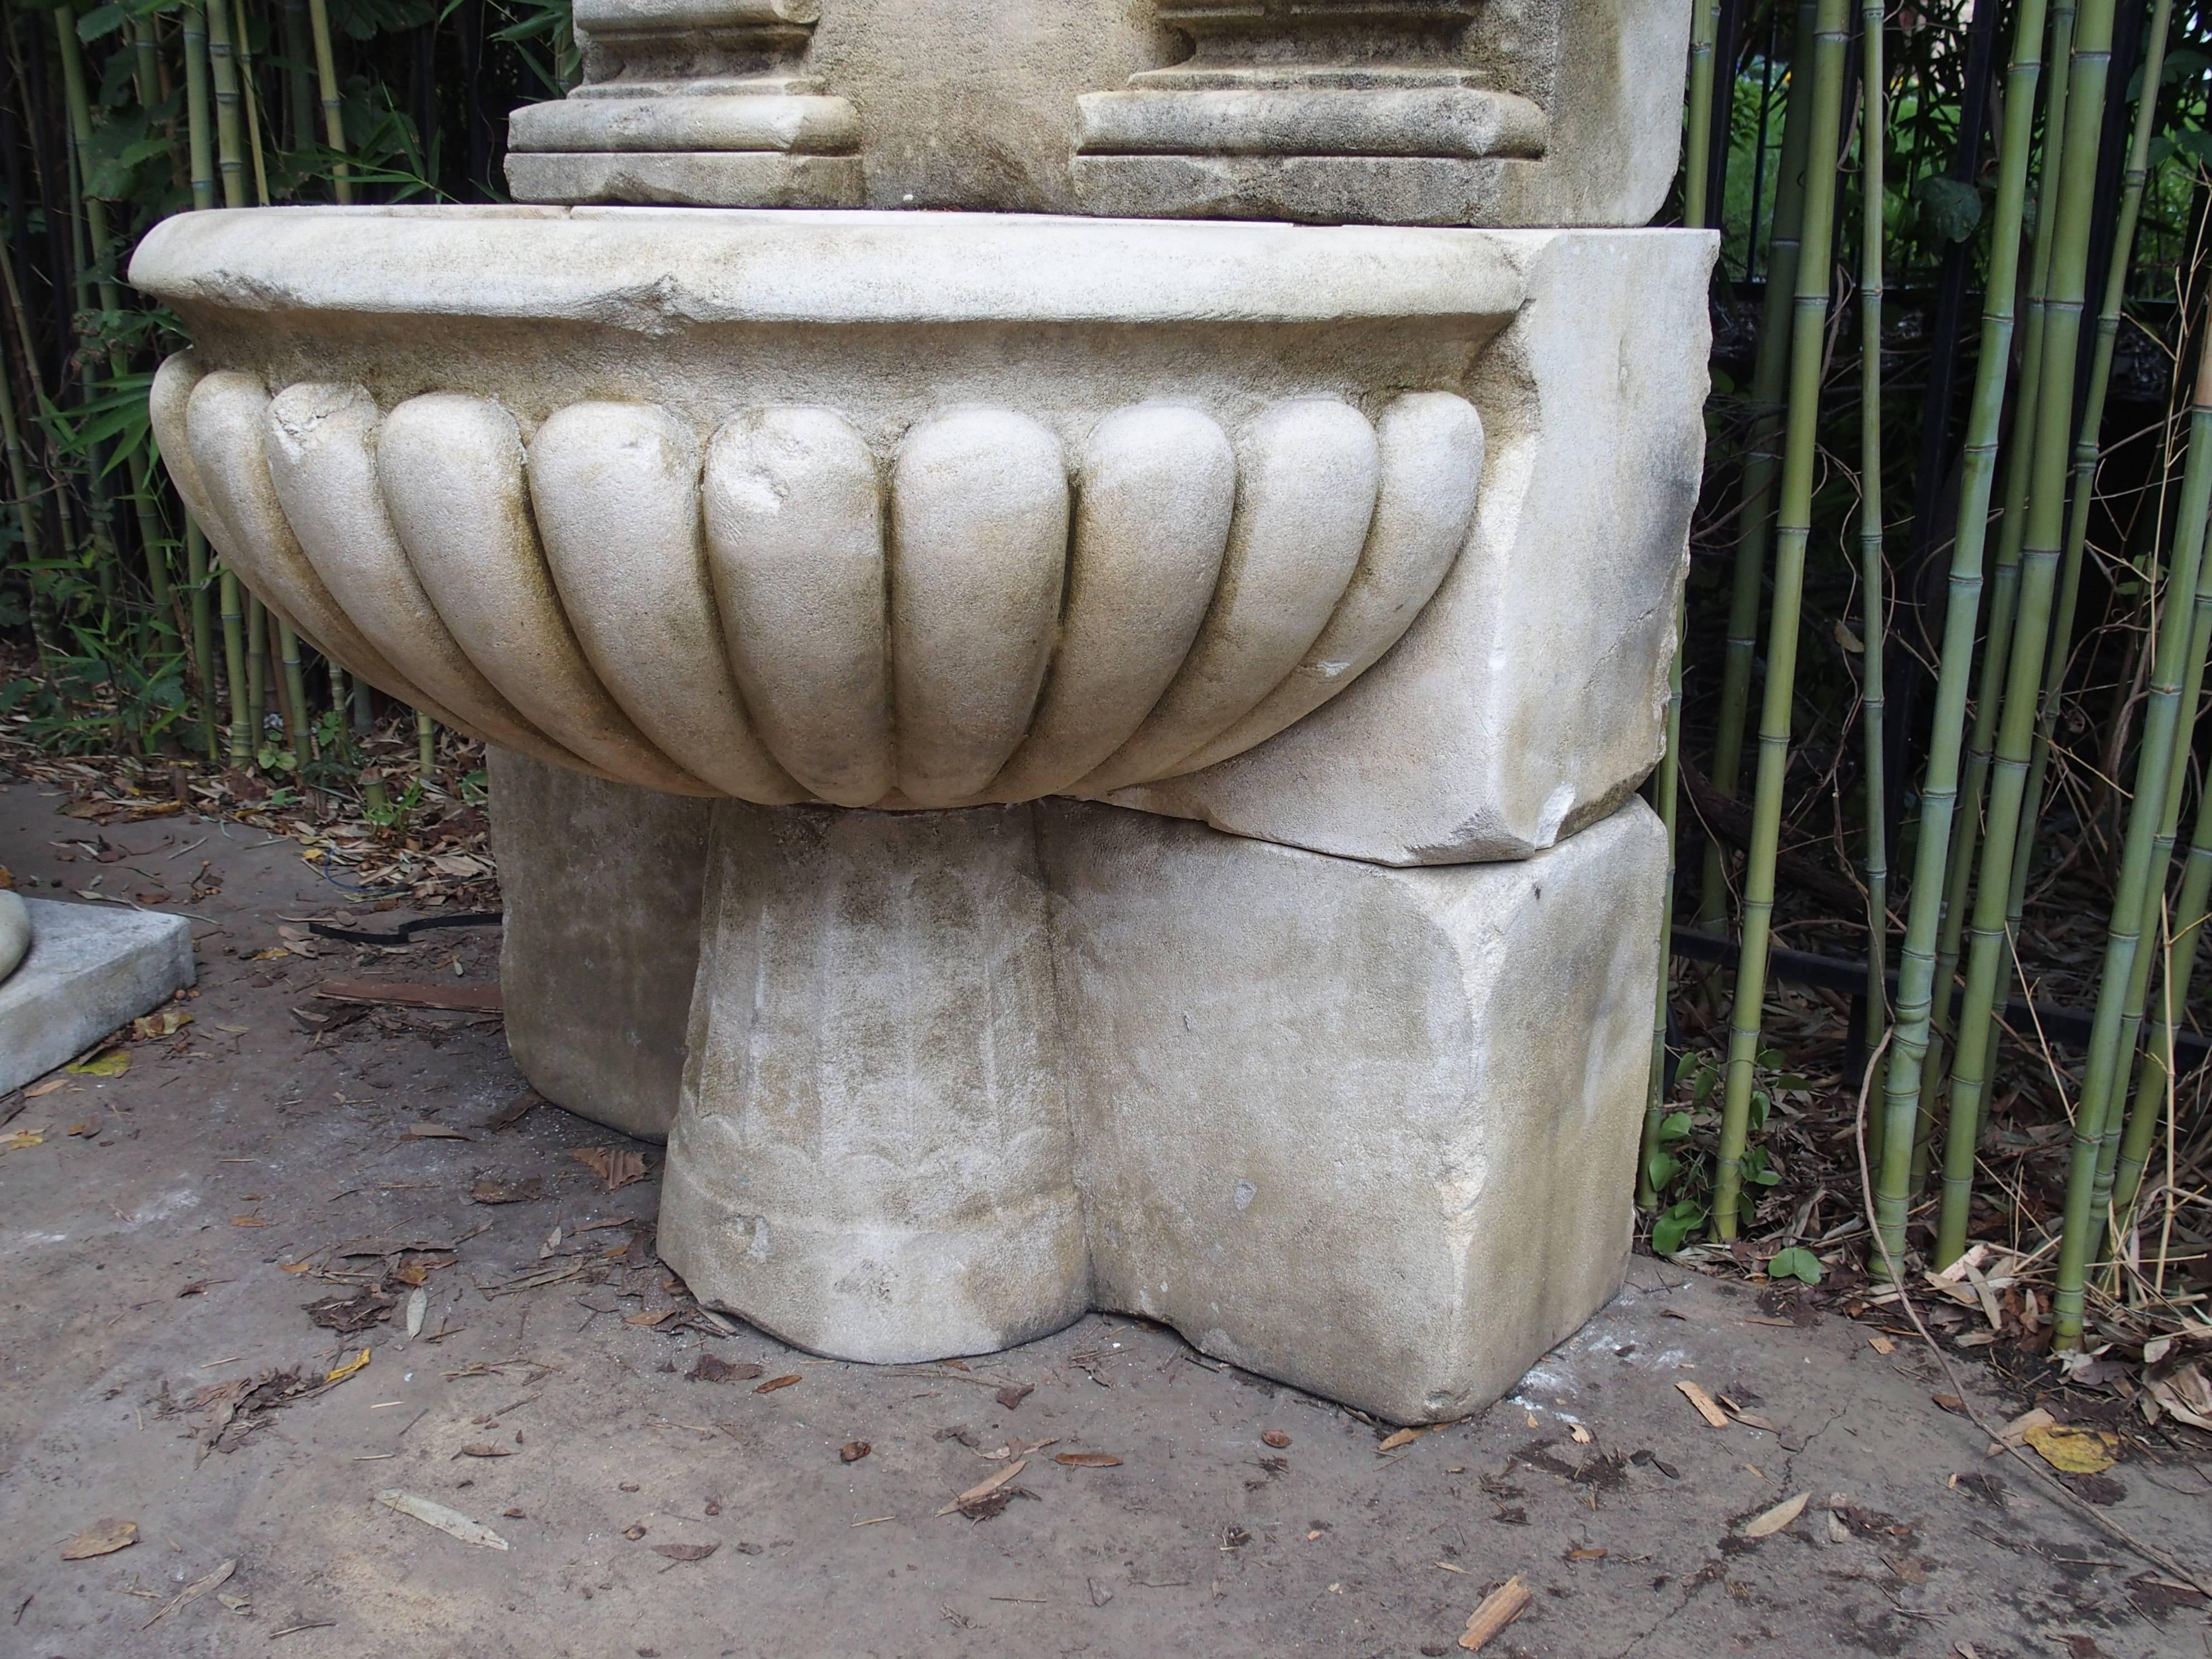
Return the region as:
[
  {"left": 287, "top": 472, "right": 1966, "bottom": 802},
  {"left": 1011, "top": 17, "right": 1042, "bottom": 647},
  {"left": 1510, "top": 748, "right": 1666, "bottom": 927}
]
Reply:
[{"left": 130, "top": 206, "right": 1534, "bottom": 810}]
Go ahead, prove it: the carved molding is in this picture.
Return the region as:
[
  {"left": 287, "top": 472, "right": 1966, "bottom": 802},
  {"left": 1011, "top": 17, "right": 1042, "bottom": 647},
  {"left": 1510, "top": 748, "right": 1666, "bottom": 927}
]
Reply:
[
  {"left": 152, "top": 352, "right": 1481, "bottom": 811},
  {"left": 505, "top": 0, "right": 860, "bottom": 206}
]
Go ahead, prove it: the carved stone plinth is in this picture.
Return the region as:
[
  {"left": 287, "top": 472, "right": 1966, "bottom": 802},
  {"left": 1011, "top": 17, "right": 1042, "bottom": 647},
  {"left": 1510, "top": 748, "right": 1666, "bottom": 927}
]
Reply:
[
  {"left": 506, "top": 0, "right": 861, "bottom": 205},
  {"left": 484, "top": 748, "right": 1663, "bottom": 1420}
]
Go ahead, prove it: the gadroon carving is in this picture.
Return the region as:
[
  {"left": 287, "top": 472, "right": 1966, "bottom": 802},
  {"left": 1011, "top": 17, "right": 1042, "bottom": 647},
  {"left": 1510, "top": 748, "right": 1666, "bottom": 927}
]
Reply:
[{"left": 153, "top": 352, "right": 1481, "bottom": 809}]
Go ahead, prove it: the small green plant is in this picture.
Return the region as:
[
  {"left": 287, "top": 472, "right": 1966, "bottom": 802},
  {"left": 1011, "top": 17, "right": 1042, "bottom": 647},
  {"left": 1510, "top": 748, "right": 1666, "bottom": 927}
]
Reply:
[
  {"left": 1644, "top": 1049, "right": 1803, "bottom": 1257},
  {"left": 1765, "top": 1246, "right": 1825, "bottom": 1285}
]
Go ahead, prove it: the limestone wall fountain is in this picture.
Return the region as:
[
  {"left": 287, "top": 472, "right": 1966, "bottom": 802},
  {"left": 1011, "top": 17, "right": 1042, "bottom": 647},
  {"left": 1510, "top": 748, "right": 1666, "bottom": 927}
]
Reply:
[{"left": 130, "top": 0, "right": 1713, "bottom": 1423}]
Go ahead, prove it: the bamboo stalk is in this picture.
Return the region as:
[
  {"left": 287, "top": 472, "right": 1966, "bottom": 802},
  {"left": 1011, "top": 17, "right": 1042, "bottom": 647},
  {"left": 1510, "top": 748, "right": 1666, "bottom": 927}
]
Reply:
[
  {"left": 1856, "top": 0, "right": 1890, "bottom": 1079},
  {"left": 1713, "top": 0, "right": 1853, "bottom": 1241},
  {"left": 182, "top": 3, "right": 216, "bottom": 210},
  {"left": 1935, "top": 0, "right": 2122, "bottom": 1269},
  {"left": 2010, "top": 0, "right": 2174, "bottom": 903},
  {"left": 278, "top": 615, "right": 311, "bottom": 763},
  {"left": 1642, "top": 0, "right": 1728, "bottom": 1208},
  {"left": 220, "top": 569, "right": 250, "bottom": 763},
  {"left": 206, "top": 0, "right": 249, "bottom": 210},
  {"left": 1683, "top": 0, "right": 1721, "bottom": 230},
  {"left": 1916, "top": 0, "right": 2084, "bottom": 1179},
  {"left": 2114, "top": 758, "right": 2212, "bottom": 1211},
  {"left": 305, "top": 0, "right": 353, "bottom": 203},
  {"left": 2050, "top": 334, "right": 2212, "bottom": 1346},
  {"left": 247, "top": 592, "right": 268, "bottom": 751},
  {"left": 417, "top": 709, "right": 436, "bottom": 780},
  {"left": 1701, "top": 0, "right": 1821, "bottom": 929},
  {"left": 231, "top": 0, "right": 271, "bottom": 207},
  {"left": 2099, "top": 523, "right": 2212, "bottom": 1216}
]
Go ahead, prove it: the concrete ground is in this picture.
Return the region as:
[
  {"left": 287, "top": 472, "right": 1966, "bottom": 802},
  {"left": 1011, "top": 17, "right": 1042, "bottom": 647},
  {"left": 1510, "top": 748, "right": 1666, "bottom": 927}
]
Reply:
[{"left": 2, "top": 770, "right": 2209, "bottom": 1659}]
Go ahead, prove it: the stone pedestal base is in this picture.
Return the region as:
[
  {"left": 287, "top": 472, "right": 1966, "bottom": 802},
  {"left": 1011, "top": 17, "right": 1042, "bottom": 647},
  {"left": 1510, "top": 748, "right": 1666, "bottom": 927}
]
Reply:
[
  {"left": 486, "top": 748, "right": 711, "bottom": 1143},
  {"left": 0, "top": 899, "right": 196, "bottom": 1095},
  {"left": 633, "top": 792, "right": 1660, "bottom": 1419},
  {"left": 657, "top": 803, "right": 1090, "bottom": 1362}
]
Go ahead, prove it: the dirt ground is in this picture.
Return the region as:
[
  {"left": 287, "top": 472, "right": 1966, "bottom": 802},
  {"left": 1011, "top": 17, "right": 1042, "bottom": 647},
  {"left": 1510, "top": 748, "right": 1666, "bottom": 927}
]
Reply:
[{"left": 3, "top": 772, "right": 2209, "bottom": 1659}]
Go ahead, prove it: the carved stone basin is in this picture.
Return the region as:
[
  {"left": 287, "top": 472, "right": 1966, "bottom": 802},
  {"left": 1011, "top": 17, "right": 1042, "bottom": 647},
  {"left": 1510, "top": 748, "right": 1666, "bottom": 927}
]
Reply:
[
  {"left": 130, "top": 202, "right": 1713, "bottom": 1418},
  {"left": 131, "top": 205, "right": 1704, "bottom": 860}
]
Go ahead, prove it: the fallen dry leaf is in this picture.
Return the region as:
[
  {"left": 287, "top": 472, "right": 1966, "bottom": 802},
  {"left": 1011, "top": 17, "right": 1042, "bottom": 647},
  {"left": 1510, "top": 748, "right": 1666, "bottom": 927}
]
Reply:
[
  {"left": 1569, "top": 1424, "right": 1594, "bottom": 1444},
  {"left": 995, "top": 1384, "right": 1034, "bottom": 1411},
  {"left": 651, "top": 1541, "right": 719, "bottom": 1561},
  {"left": 939, "top": 1458, "right": 1028, "bottom": 1517},
  {"left": 25, "top": 1078, "right": 67, "bottom": 1098},
  {"left": 1676, "top": 1380, "right": 1729, "bottom": 1428},
  {"left": 840, "top": 1441, "right": 872, "bottom": 1463},
  {"left": 142, "top": 1558, "right": 235, "bottom": 1629},
  {"left": 2024, "top": 1424, "right": 2119, "bottom": 1476},
  {"left": 1565, "top": 1546, "right": 1608, "bottom": 1561},
  {"left": 755, "top": 1374, "right": 801, "bottom": 1394},
  {"left": 1459, "top": 1574, "right": 1532, "bottom": 1651},
  {"left": 66, "top": 1050, "right": 129, "bottom": 1078},
  {"left": 61, "top": 1517, "right": 137, "bottom": 1559},
  {"left": 1742, "top": 1491, "right": 1811, "bottom": 1539},
  {"left": 2146, "top": 1364, "right": 2212, "bottom": 1431},
  {"left": 402, "top": 1121, "right": 472, "bottom": 1140},
  {"left": 1377, "top": 1428, "right": 1422, "bottom": 1452},
  {"left": 1867, "top": 1334, "right": 1896, "bottom": 1355},
  {"left": 315, "top": 978, "right": 502, "bottom": 1013},
  {"left": 456, "top": 1443, "right": 513, "bottom": 1458},
  {"left": 1262, "top": 1429, "right": 1292, "bottom": 1449},
  {"left": 2, "top": 1130, "right": 46, "bottom": 1153},
  {"left": 378, "top": 1490, "right": 510, "bottom": 1550},
  {"left": 1055, "top": 1452, "right": 1123, "bottom": 1468},
  {"left": 688, "top": 1355, "right": 764, "bottom": 1384},
  {"left": 324, "top": 1348, "right": 371, "bottom": 1385},
  {"left": 571, "top": 1146, "right": 648, "bottom": 1191}
]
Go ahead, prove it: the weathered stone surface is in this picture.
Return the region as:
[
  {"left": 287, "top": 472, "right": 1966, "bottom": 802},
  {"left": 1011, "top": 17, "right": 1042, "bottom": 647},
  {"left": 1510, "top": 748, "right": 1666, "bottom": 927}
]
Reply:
[
  {"left": 0, "top": 900, "right": 195, "bottom": 1097},
  {"left": 1105, "top": 228, "right": 1713, "bottom": 864},
  {"left": 1040, "top": 798, "right": 1665, "bottom": 1423},
  {"left": 487, "top": 747, "right": 712, "bottom": 1142},
  {"left": 0, "top": 890, "right": 28, "bottom": 984},
  {"left": 132, "top": 210, "right": 1707, "bottom": 851},
  {"left": 657, "top": 802, "right": 1089, "bottom": 1362},
  {"left": 503, "top": 0, "right": 1685, "bottom": 227},
  {"left": 647, "top": 790, "right": 1660, "bottom": 1415}
]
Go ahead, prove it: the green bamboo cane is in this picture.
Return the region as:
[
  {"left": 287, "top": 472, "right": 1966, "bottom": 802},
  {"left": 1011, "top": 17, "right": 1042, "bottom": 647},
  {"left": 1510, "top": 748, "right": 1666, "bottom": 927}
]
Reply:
[
  {"left": 1912, "top": 0, "right": 2083, "bottom": 1186},
  {"left": 1713, "top": 0, "right": 1853, "bottom": 1241},
  {"left": 1874, "top": 0, "right": 2055, "bottom": 1259},
  {"left": 2114, "top": 758, "right": 2212, "bottom": 1212},
  {"left": 418, "top": 710, "right": 436, "bottom": 781},
  {"left": 1934, "top": 0, "right": 2122, "bottom": 1269},
  {"left": 220, "top": 562, "right": 250, "bottom": 763},
  {"left": 1856, "top": 0, "right": 1890, "bottom": 1076},
  {"left": 1642, "top": 0, "right": 1726, "bottom": 1208},
  {"left": 130, "top": 13, "right": 160, "bottom": 107},
  {"left": 183, "top": 0, "right": 248, "bottom": 759},
  {"left": 1683, "top": 0, "right": 1720, "bottom": 231},
  {"left": 2050, "top": 337, "right": 2212, "bottom": 1346},
  {"left": 278, "top": 617, "right": 311, "bottom": 764},
  {"left": 182, "top": 3, "right": 217, "bottom": 211},
  {"left": 1998, "top": 0, "right": 2177, "bottom": 1178},
  {"left": 247, "top": 593, "right": 268, "bottom": 753},
  {"left": 232, "top": 0, "right": 273, "bottom": 208},
  {"left": 2098, "top": 520, "right": 2212, "bottom": 1217},
  {"left": 1701, "top": 2, "right": 1821, "bottom": 929},
  {"left": 305, "top": 0, "right": 353, "bottom": 203},
  {"left": 207, "top": 0, "right": 248, "bottom": 210}
]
